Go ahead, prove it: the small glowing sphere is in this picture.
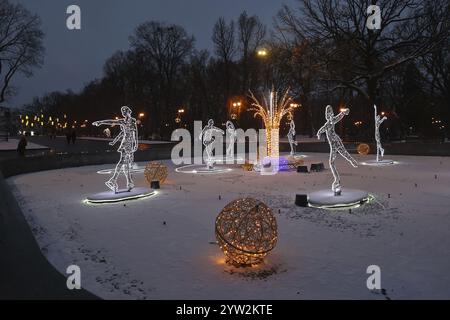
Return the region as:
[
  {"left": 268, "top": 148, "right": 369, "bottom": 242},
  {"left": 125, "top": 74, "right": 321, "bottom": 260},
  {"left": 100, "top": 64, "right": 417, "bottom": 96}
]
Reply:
[
  {"left": 357, "top": 143, "right": 370, "bottom": 155},
  {"left": 144, "top": 162, "right": 168, "bottom": 185},
  {"left": 215, "top": 198, "right": 278, "bottom": 266}
]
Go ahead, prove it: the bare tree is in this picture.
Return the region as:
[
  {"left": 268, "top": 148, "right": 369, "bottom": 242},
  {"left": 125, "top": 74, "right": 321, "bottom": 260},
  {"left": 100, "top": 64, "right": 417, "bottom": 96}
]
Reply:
[
  {"left": 130, "top": 22, "right": 194, "bottom": 135},
  {"left": 0, "top": 0, "right": 44, "bottom": 103},
  {"left": 277, "top": 0, "right": 450, "bottom": 108}
]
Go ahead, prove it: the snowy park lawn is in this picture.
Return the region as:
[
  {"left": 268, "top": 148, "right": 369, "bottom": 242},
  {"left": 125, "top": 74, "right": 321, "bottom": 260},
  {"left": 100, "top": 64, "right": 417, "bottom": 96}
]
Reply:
[{"left": 7, "top": 153, "right": 450, "bottom": 299}]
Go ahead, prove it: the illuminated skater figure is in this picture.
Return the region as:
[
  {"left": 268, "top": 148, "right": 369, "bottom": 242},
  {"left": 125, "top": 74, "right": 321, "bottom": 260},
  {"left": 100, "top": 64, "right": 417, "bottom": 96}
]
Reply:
[
  {"left": 288, "top": 120, "right": 298, "bottom": 156},
  {"left": 93, "top": 106, "right": 138, "bottom": 193},
  {"left": 225, "top": 121, "right": 237, "bottom": 158},
  {"left": 199, "top": 119, "right": 224, "bottom": 169},
  {"left": 317, "top": 105, "right": 358, "bottom": 196},
  {"left": 374, "top": 105, "right": 387, "bottom": 162}
]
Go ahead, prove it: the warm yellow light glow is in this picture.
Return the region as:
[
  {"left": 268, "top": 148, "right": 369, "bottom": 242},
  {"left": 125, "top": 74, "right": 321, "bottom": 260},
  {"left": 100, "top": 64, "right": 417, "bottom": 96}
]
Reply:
[
  {"left": 257, "top": 49, "right": 268, "bottom": 57},
  {"left": 248, "top": 88, "right": 298, "bottom": 158},
  {"left": 215, "top": 198, "right": 277, "bottom": 266},
  {"left": 340, "top": 107, "right": 348, "bottom": 113},
  {"left": 138, "top": 112, "right": 145, "bottom": 118}
]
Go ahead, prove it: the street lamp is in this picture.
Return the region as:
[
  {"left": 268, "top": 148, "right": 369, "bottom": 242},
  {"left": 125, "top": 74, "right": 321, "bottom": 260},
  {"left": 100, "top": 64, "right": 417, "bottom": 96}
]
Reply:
[{"left": 257, "top": 48, "right": 268, "bottom": 57}]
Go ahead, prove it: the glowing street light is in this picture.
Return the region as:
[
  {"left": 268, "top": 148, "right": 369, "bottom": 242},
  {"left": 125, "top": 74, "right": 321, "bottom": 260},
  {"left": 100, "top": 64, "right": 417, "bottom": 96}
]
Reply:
[
  {"left": 257, "top": 48, "right": 268, "bottom": 57},
  {"left": 138, "top": 112, "right": 145, "bottom": 118}
]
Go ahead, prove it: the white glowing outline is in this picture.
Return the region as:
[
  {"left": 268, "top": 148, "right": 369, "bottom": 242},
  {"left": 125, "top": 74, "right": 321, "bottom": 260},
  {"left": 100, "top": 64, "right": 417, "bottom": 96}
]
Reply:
[
  {"left": 361, "top": 160, "right": 397, "bottom": 166},
  {"left": 225, "top": 120, "right": 237, "bottom": 158},
  {"left": 84, "top": 190, "right": 157, "bottom": 204},
  {"left": 288, "top": 120, "right": 298, "bottom": 156},
  {"left": 374, "top": 105, "right": 387, "bottom": 162},
  {"left": 199, "top": 119, "right": 224, "bottom": 169},
  {"left": 317, "top": 105, "right": 358, "bottom": 196},
  {"left": 92, "top": 106, "right": 138, "bottom": 193}
]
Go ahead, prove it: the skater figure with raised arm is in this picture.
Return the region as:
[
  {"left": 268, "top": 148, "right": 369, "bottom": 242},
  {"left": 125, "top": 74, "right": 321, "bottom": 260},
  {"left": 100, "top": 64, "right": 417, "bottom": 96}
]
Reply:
[
  {"left": 225, "top": 121, "right": 237, "bottom": 158},
  {"left": 317, "top": 105, "right": 358, "bottom": 196},
  {"left": 288, "top": 120, "right": 298, "bottom": 156},
  {"left": 199, "top": 119, "right": 224, "bottom": 169},
  {"left": 374, "top": 105, "right": 387, "bottom": 162},
  {"left": 93, "top": 106, "right": 138, "bottom": 193}
]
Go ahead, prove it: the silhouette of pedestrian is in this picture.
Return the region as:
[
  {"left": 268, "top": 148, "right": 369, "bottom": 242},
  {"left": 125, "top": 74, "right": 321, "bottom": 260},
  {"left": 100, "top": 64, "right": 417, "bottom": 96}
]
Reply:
[
  {"left": 66, "top": 131, "right": 71, "bottom": 144},
  {"left": 17, "top": 135, "right": 27, "bottom": 157},
  {"left": 71, "top": 129, "right": 77, "bottom": 144}
]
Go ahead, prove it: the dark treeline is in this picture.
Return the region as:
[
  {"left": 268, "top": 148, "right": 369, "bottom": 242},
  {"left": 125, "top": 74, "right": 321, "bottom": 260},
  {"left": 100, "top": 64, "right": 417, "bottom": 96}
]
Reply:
[{"left": 24, "top": 0, "right": 450, "bottom": 141}]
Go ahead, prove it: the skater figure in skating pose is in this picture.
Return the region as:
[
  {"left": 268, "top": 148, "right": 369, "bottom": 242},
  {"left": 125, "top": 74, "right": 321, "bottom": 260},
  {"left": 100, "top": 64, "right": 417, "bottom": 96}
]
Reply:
[
  {"left": 93, "top": 106, "right": 138, "bottom": 193},
  {"left": 288, "top": 120, "right": 298, "bottom": 156},
  {"left": 199, "top": 119, "right": 224, "bottom": 169},
  {"left": 374, "top": 105, "right": 387, "bottom": 162},
  {"left": 225, "top": 121, "right": 237, "bottom": 158},
  {"left": 317, "top": 105, "right": 358, "bottom": 196}
]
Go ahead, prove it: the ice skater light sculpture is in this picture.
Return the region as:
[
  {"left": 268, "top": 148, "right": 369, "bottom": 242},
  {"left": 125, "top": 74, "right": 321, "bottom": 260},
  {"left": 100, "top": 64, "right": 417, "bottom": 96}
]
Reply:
[
  {"left": 215, "top": 198, "right": 278, "bottom": 266},
  {"left": 225, "top": 121, "right": 237, "bottom": 158},
  {"left": 199, "top": 119, "right": 224, "bottom": 169},
  {"left": 248, "top": 88, "right": 298, "bottom": 160},
  {"left": 288, "top": 120, "right": 298, "bottom": 156},
  {"left": 374, "top": 105, "right": 387, "bottom": 162},
  {"left": 93, "top": 106, "right": 138, "bottom": 193},
  {"left": 317, "top": 105, "right": 358, "bottom": 196}
]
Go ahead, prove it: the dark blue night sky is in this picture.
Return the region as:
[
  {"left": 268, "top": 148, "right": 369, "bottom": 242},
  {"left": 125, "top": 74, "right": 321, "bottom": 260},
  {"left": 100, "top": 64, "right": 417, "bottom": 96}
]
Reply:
[{"left": 10, "top": 0, "right": 296, "bottom": 108}]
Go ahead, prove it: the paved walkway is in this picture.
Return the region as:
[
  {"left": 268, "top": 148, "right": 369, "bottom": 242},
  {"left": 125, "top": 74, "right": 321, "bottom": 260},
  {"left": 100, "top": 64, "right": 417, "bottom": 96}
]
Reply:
[{"left": 0, "top": 173, "right": 98, "bottom": 299}]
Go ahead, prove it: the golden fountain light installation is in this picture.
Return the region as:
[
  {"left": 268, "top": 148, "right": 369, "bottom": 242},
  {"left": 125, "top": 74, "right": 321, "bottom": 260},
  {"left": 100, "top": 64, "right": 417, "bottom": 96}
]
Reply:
[{"left": 248, "top": 88, "right": 299, "bottom": 159}]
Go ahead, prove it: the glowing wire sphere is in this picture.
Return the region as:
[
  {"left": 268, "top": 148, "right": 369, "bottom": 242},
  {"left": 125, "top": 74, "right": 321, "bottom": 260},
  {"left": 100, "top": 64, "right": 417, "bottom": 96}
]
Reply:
[
  {"left": 215, "top": 198, "right": 278, "bottom": 266},
  {"left": 357, "top": 143, "right": 370, "bottom": 155},
  {"left": 144, "top": 162, "right": 168, "bottom": 185}
]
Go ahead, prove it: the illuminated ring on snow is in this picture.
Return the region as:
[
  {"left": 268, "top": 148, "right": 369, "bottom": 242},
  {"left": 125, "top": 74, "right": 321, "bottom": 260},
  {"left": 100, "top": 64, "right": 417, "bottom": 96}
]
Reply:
[
  {"left": 84, "top": 188, "right": 156, "bottom": 204},
  {"left": 360, "top": 160, "right": 396, "bottom": 166},
  {"left": 175, "top": 164, "right": 233, "bottom": 174},
  {"left": 307, "top": 190, "right": 372, "bottom": 210},
  {"left": 96, "top": 166, "right": 145, "bottom": 174}
]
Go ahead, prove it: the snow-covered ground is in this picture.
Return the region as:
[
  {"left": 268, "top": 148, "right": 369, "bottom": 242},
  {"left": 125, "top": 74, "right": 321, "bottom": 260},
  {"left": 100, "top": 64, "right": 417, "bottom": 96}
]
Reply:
[
  {"left": 0, "top": 139, "right": 48, "bottom": 150},
  {"left": 7, "top": 153, "right": 450, "bottom": 299}
]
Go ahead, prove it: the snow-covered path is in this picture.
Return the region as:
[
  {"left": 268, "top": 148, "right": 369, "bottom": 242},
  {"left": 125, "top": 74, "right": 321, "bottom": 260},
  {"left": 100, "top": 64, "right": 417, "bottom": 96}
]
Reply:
[{"left": 7, "top": 153, "right": 450, "bottom": 299}]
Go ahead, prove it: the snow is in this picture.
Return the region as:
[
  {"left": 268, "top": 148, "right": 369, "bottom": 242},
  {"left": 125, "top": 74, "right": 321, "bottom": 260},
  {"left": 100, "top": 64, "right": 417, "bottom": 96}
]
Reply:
[{"left": 7, "top": 153, "right": 450, "bottom": 299}]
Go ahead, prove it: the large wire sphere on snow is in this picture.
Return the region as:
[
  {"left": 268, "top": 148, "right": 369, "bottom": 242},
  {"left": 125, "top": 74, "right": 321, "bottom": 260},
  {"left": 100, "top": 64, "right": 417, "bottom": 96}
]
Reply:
[
  {"left": 215, "top": 198, "right": 278, "bottom": 266},
  {"left": 144, "top": 161, "right": 168, "bottom": 185}
]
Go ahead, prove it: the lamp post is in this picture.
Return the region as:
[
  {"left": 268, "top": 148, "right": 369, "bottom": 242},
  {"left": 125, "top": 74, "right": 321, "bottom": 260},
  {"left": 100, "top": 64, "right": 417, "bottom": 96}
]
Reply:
[
  {"left": 340, "top": 107, "right": 347, "bottom": 137},
  {"left": 231, "top": 101, "right": 242, "bottom": 120},
  {"left": 176, "top": 108, "right": 185, "bottom": 128}
]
